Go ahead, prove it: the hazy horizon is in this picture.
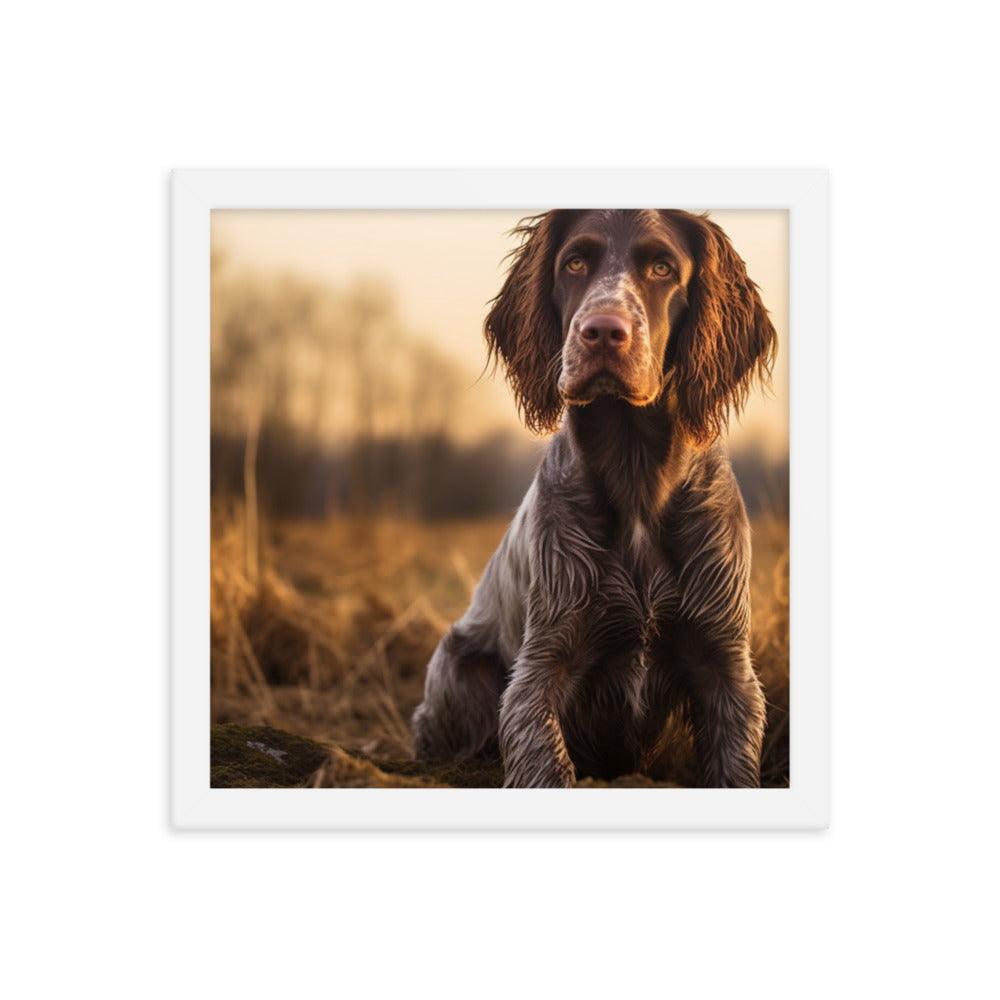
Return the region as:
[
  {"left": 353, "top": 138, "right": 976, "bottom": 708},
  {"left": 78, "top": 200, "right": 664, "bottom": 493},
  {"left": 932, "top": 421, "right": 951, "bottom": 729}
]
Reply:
[{"left": 212, "top": 208, "right": 788, "bottom": 457}]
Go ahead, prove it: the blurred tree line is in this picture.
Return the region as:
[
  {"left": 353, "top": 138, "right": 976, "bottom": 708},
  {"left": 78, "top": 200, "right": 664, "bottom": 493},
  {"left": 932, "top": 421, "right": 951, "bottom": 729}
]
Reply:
[{"left": 211, "top": 253, "right": 542, "bottom": 529}]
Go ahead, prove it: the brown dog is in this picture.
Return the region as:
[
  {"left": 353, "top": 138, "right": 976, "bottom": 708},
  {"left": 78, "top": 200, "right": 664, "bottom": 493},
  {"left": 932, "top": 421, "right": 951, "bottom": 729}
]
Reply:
[{"left": 412, "top": 209, "right": 776, "bottom": 787}]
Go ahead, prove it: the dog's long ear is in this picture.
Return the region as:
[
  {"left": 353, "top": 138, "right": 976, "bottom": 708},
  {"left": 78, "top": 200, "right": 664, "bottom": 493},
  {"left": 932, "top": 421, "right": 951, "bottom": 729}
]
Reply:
[
  {"left": 485, "top": 212, "right": 567, "bottom": 434},
  {"left": 664, "top": 211, "right": 777, "bottom": 444}
]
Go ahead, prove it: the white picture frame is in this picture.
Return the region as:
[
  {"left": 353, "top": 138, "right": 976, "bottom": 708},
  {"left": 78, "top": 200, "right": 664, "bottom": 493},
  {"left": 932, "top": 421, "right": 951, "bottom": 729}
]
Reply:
[{"left": 171, "top": 168, "right": 829, "bottom": 830}]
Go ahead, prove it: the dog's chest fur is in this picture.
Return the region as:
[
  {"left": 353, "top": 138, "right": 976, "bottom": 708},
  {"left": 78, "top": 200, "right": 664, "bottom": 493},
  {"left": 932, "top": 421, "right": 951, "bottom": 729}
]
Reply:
[
  {"left": 552, "top": 517, "right": 684, "bottom": 776},
  {"left": 578, "top": 516, "right": 680, "bottom": 705}
]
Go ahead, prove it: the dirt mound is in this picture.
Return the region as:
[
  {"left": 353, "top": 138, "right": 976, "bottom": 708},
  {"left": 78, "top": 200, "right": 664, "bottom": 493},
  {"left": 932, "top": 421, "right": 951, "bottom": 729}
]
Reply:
[{"left": 211, "top": 724, "right": 681, "bottom": 788}]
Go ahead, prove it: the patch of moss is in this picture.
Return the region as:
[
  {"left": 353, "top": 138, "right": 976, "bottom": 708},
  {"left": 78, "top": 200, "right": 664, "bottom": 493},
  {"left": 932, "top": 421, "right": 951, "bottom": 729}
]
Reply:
[
  {"left": 367, "top": 754, "right": 506, "bottom": 788},
  {"left": 576, "top": 773, "right": 679, "bottom": 788},
  {"left": 211, "top": 724, "right": 330, "bottom": 788}
]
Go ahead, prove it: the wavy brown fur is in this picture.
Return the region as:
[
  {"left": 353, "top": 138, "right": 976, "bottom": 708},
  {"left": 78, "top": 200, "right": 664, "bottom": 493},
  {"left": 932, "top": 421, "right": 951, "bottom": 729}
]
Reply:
[
  {"left": 484, "top": 213, "right": 572, "bottom": 433},
  {"left": 662, "top": 211, "right": 777, "bottom": 443}
]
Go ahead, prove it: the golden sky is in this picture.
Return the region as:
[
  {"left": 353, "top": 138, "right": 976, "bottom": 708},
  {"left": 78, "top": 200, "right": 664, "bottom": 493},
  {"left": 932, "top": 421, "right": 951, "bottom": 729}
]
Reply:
[{"left": 212, "top": 209, "right": 788, "bottom": 456}]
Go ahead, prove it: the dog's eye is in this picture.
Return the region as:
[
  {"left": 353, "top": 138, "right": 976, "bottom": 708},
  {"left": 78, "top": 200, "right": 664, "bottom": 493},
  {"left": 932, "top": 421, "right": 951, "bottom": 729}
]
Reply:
[
  {"left": 565, "top": 256, "right": 586, "bottom": 274},
  {"left": 651, "top": 260, "right": 674, "bottom": 278}
]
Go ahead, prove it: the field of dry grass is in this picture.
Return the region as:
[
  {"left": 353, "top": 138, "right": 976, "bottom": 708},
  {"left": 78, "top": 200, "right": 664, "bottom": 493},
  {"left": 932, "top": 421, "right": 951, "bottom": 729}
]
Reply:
[{"left": 211, "top": 508, "right": 789, "bottom": 787}]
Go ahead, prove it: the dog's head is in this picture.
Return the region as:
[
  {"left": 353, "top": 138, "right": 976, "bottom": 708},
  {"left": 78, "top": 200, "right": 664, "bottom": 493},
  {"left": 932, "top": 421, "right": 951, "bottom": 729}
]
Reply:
[{"left": 485, "top": 209, "right": 776, "bottom": 442}]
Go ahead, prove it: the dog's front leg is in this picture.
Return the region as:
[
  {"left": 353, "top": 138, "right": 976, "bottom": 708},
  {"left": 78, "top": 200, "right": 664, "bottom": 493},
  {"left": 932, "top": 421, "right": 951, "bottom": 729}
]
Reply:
[
  {"left": 498, "top": 614, "right": 580, "bottom": 788},
  {"left": 676, "top": 629, "right": 765, "bottom": 788}
]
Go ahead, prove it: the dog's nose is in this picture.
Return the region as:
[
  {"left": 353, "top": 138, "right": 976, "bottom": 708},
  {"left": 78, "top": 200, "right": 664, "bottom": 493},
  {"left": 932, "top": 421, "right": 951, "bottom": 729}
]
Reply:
[{"left": 580, "top": 314, "right": 631, "bottom": 351}]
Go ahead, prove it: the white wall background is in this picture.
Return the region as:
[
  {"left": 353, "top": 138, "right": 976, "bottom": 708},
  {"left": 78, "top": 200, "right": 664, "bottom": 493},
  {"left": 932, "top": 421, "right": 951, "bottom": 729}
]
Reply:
[{"left": 2, "top": 2, "right": 996, "bottom": 997}]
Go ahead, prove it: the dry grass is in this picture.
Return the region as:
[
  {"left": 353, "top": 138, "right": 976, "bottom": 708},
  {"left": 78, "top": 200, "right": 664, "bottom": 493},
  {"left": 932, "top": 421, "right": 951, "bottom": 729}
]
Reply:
[{"left": 211, "top": 508, "right": 789, "bottom": 787}]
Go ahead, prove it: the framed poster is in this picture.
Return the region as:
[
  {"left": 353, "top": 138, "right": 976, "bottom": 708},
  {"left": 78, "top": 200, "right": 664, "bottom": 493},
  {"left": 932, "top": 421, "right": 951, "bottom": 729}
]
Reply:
[{"left": 171, "top": 169, "right": 829, "bottom": 830}]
